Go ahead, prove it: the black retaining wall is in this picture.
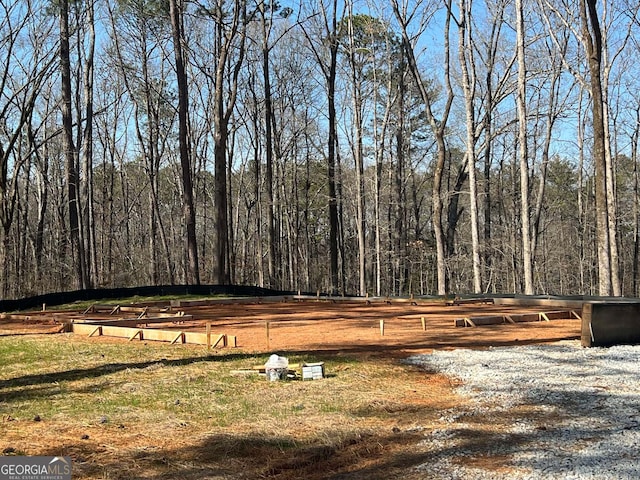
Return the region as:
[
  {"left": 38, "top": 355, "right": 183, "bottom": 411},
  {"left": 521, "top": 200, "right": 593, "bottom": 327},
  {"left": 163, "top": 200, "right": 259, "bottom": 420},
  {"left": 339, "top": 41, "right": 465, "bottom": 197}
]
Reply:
[
  {"left": 0, "top": 285, "right": 293, "bottom": 312},
  {"left": 581, "top": 302, "right": 640, "bottom": 347}
]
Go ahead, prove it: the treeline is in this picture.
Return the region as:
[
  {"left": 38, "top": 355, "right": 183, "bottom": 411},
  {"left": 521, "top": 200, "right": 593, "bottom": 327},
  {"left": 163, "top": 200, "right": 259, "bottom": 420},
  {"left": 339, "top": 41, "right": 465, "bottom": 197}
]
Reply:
[{"left": 1, "top": 0, "right": 640, "bottom": 300}]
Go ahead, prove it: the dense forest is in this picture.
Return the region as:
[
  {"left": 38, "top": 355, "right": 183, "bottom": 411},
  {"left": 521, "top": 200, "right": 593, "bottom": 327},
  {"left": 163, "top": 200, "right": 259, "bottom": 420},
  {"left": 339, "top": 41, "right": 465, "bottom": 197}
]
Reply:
[{"left": 1, "top": 0, "right": 640, "bottom": 299}]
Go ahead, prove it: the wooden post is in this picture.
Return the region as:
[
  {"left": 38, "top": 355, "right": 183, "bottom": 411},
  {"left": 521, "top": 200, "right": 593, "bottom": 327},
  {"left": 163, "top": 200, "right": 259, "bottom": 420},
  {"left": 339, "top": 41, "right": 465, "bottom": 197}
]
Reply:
[
  {"left": 421, "top": 316, "right": 426, "bottom": 331},
  {"left": 42, "top": 303, "right": 46, "bottom": 312},
  {"left": 206, "top": 322, "right": 211, "bottom": 350},
  {"left": 380, "top": 319, "right": 385, "bottom": 336},
  {"left": 266, "top": 321, "right": 270, "bottom": 349}
]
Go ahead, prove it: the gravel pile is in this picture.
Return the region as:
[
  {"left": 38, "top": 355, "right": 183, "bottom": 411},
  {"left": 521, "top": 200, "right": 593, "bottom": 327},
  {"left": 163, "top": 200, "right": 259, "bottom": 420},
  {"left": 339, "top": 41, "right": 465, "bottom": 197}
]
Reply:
[{"left": 406, "top": 341, "right": 640, "bottom": 479}]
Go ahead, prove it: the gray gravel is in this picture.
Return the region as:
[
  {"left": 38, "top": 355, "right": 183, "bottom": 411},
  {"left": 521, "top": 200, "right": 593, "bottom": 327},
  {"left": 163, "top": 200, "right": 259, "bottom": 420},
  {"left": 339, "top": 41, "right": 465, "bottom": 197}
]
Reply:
[{"left": 406, "top": 341, "right": 640, "bottom": 479}]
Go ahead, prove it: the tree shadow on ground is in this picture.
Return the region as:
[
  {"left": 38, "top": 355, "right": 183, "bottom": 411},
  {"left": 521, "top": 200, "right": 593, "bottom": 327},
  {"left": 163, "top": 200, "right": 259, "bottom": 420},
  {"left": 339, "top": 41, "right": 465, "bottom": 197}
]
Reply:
[
  {"left": 0, "top": 352, "right": 258, "bottom": 391},
  {"left": 42, "top": 417, "right": 623, "bottom": 480},
  {"left": 26, "top": 361, "right": 638, "bottom": 480}
]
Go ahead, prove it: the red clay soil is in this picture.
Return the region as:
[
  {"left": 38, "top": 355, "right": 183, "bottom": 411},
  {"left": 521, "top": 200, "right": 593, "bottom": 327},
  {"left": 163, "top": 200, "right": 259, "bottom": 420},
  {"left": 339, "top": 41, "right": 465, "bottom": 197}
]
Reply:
[
  {"left": 0, "top": 299, "right": 583, "bottom": 480},
  {"left": 1, "top": 299, "right": 582, "bottom": 354},
  {"left": 184, "top": 300, "right": 581, "bottom": 355}
]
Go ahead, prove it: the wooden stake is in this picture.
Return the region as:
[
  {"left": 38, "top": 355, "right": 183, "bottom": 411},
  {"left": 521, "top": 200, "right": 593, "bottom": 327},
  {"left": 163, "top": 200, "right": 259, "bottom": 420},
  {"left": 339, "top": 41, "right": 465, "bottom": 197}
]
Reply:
[
  {"left": 171, "top": 332, "right": 185, "bottom": 345},
  {"left": 421, "top": 316, "right": 426, "bottom": 331},
  {"left": 128, "top": 329, "right": 143, "bottom": 341},
  {"left": 380, "top": 319, "right": 385, "bottom": 336},
  {"left": 206, "top": 322, "right": 211, "bottom": 350},
  {"left": 266, "top": 321, "right": 270, "bottom": 349},
  {"left": 88, "top": 326, "right": 102, "bottom": 337},
  {"left": 211, "top": 334, "right": 226, "bottom": 349}
]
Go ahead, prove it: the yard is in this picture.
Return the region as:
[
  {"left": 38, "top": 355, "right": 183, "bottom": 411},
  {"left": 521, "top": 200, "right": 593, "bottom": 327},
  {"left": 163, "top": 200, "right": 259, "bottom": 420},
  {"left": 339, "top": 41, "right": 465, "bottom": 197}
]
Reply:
[{"left": 2, "top": 297, "right": 616, "bottom": 479}]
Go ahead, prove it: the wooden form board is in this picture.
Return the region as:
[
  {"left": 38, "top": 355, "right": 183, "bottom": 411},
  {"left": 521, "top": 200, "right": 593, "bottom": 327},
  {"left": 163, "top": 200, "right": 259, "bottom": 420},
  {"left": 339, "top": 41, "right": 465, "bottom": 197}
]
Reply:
[
  {"left": 454, "top": 310, "right": 580, "bottom": 328},
  {"left": 581, "top": 302, "right": 640, "bottom": 347},
  {"left": 72, "top": 322, "right": 236, "bottom": 348},
  {"left": 168, "top": 294, "right": 444, "bottom": 308},
  {"left": 493, "top": 297, "right": 585, "bottom": 309},
  {"left": 83, "top": 304, "right": 170, "bottom": 314},
  {"left": 445, "top": 298, "right": 494, "bottom": 306},
  {"left": 170, "top": 296, "right": 295, "bottom": 307},
  {"left": 72, "top": 315, "right": 192, "bottom": 327}
]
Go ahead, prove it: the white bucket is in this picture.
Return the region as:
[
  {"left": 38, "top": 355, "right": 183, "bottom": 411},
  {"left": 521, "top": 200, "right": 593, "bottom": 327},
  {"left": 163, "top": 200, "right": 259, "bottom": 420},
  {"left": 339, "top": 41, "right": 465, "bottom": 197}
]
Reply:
[{"left": 265, "top": 354, "right": 289, "bottom": 381}]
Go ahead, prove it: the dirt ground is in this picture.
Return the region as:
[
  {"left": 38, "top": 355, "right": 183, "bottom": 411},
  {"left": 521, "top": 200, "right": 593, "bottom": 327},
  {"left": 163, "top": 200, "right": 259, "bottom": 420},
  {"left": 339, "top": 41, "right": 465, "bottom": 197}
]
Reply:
[
  {"left": 0, "top": 298, "right": 582, "bottom": 353},
  {"left": 191, "top": 299, "right": 582, "bottom": 357},
  {"left": 200, "top": 299, "right": 581, "bottom": 354},
  {"left": 0, "top": 298, "right": 582, "bottom": 479}
]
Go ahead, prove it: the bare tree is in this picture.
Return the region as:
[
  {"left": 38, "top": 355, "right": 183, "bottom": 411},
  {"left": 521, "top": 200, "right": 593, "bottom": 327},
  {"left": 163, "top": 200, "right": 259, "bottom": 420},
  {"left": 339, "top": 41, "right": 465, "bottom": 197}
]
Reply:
[
  {"left": 107, "top": 0, "right": 176, "bottom": 285},
  {"left": 343, "top": 10, "right": 367, "bottom": 296},
  {"left": 456, "top": 0, "right": 481, "bottom": 293},
  {"left": 515, "top": 0, "right": 534, "bottom": 294},
  {"left": 79, "top": 0, "right": 97, "bottom": 288},
  {"left": 580, "top": 0, "right": 611, "bottom": 295},
  {"left": 539, "top": 0, "right": 640, "bottom": 295},
  {"left": 0, "top": 1, "right": 56, "bottom": 295},
  {"left": 392, "top": 0, "right": 455, "bottom": 295},
  {"left": 60, "top": 0, "right": 90, "bottom": 290},
  {"left": 169, "top": 0, "right": 200, "bottom": 284},
  {"left": 300, "top": 0, "right": 344, "bottom": 294},
  {"left": 191, "top": 0, "right": 247, "bottom": 285}
]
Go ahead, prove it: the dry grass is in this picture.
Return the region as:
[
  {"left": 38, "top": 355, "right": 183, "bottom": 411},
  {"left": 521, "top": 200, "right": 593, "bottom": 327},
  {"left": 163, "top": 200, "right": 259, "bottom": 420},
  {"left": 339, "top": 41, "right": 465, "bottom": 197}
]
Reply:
[{"left": 0, "top": 333, "right": 458, "bottom": 479}]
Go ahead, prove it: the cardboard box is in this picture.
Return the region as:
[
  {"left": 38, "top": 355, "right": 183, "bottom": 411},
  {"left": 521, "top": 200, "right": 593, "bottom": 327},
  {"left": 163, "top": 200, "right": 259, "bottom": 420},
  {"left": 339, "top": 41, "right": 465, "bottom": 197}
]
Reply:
[{"left": 302, "top": 362, "right": 325, "bottom": 380}]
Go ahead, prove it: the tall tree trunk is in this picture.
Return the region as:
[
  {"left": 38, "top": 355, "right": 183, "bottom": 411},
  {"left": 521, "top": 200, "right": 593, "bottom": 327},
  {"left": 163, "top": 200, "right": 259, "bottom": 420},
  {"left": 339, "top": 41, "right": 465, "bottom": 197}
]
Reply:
[
  {"left": 81, "top": 0, "right": 96, "bottom": 288},
  {"left": 581, "top": 0, "right": 611, "bottom": 295},
  {"left": 394, "top": 91, "right": 406, "bottom": 295},
  {"left": 371, "top": 38, "right": 392, "bottom": 296},
  {"left": 169, "top": 0, "right": 200, "bottom": 285},
  {"left": 345, "top": 10, "right": 367, "bottom": 297},
  {"left": 260, "top": 6, "right": 278, "bottom": 289},
  {"left": 60, "top": 0, "right": 87, "bottom": 290},
  {"left": 202, "top": 0, "right": 245, "bottom": 285},
  {"left": 601, "top": 42, "right": 621, "bottom": 295},
  {"left": 516, "top": 0, "right": 533, "bottom": 295},
  {"left": 632, "top": 106, "right": 639, "bottom": 295},
  {"left": 393, "top": 0, "right": 454, "bottom": 295},
  {"left": 327, "top": 1, "right": 340, "bottom": 295},
  {"left": 458, "top": 0, "right": 481, "bottom": 293}
]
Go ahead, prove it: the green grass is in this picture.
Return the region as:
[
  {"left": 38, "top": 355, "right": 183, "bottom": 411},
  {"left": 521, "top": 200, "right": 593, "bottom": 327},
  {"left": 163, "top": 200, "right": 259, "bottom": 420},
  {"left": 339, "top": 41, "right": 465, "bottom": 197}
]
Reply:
[
  {"left": 0, "top": 335, "right": 373, "bottom": 430},
  {"left": 0, "top": 333, "right": 449, "bottom": 480}
]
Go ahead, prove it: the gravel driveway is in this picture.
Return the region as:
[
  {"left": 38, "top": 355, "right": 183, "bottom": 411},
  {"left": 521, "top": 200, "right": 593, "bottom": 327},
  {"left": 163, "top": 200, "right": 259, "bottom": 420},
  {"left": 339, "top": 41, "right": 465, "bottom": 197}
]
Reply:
[{"left": 406, "top": 341, "right": 640, "bottom": 479}]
